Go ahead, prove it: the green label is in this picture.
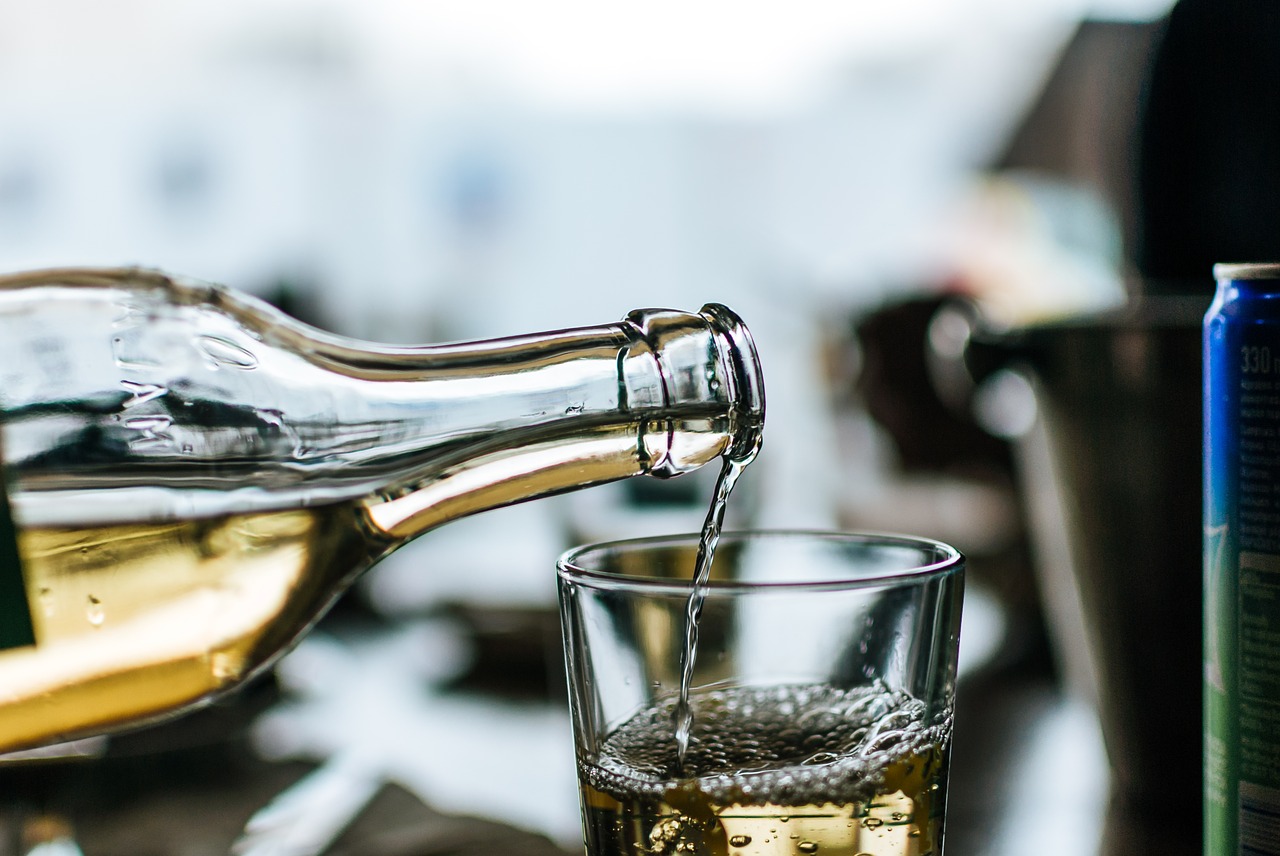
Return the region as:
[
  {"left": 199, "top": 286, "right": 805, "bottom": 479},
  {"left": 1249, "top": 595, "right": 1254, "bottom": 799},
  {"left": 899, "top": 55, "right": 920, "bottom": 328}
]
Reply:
[
  {"left": 1239, "top": 552, "right": 1280, "bottom": 786},
  {"left": 0, "top": 476, "right": 33, "bottom": 651},
  {"left": 1204, "top": 523, "right": 1236, "bottom": 855}
]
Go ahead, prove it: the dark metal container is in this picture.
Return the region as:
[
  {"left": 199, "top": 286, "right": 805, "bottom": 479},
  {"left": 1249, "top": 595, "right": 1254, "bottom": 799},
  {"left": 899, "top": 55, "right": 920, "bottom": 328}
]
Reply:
[{"left": 944, "top": 292, "right": 1206, "bottom": 853}]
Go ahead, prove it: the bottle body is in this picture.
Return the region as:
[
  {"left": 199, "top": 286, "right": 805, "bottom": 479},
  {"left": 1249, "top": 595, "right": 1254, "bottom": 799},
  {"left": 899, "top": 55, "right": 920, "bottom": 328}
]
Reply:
[
  {"left": 0, "top": 268, "right": 764, "bottom": 752},
  {"left": 1204, "top": 263, "right": 1280, "bottom": 855}
]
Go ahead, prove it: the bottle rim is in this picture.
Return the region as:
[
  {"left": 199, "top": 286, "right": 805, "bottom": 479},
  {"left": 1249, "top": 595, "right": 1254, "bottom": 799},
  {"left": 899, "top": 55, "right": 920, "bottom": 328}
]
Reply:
[
  {"left": 700, "top": 303, "right": 766, "bottom": 420},
  {"left": 1214, "top": 262, "right": 1280, "bottom": 281}
]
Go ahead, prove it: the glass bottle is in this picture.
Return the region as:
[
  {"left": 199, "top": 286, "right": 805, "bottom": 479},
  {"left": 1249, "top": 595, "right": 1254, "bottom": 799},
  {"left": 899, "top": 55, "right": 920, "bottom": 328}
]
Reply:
[{"left": 0, "top": 267, "right": 764, "bottom": 753}]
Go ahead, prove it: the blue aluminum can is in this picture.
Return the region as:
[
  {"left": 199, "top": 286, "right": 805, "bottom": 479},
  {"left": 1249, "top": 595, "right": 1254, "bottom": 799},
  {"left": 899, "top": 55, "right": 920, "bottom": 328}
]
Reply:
[{"left": 1205, "top": 262, "right": 1280, "bottom": 855}]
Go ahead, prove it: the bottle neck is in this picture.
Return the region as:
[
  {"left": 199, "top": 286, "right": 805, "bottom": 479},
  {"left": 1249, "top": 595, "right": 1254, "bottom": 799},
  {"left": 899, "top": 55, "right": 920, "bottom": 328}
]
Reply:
[{"left": 328, "top": 306, "right": 763, "bottom": 540}]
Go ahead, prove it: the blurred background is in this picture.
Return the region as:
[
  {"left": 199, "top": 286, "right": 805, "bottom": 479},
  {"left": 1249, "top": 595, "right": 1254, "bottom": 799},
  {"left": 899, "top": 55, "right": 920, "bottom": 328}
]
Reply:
[
  {"left": 0, "top": 0, "right": 1229, "bottom": 853},
  {"left": 0, "top": 0, "right": 1161, "bottom": 330}
]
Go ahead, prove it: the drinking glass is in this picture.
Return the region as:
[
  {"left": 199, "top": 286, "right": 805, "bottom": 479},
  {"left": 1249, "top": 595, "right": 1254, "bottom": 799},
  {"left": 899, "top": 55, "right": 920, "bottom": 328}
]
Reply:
[{"left": 557, "top": 530, "right": 964, "bottom": 856}]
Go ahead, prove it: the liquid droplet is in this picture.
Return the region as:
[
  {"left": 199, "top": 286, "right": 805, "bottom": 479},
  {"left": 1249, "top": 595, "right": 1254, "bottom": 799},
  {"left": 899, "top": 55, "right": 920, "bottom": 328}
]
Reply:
[
  {"left": 210, "top": 652, "right": 237, "bottom": 682},
  {"left": 38, "top": 587, "right": 54, "bottom": 618},
  {"left": 729, "top": 835, "right": 752, "bottom": 848},
  {"left": 119, "top": 379, "right": 168, "bottom": 408},
  {"left": 196, "top": 335, "right": 259, "bottom": 370},
  {"left": 861, "top": 818, "right": 883, "bottom": 830},
  {"left": 124, "top": 416, "right": 172, "bottom": 431},
  {"left": 798, "top": 842, "right": 819, "bottom": 854},
  {"left": 86, "top": 595, "right": 104, "bottom": 627},
  {"left": 124, "top": 415, "right": 175, "bottom": 451}
]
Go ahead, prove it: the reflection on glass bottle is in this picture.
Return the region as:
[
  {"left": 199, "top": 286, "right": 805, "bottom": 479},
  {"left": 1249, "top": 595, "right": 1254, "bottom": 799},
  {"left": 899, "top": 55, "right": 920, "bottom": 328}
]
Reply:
[{"left": 0, "top": 267, "right": 764, "bottom": 753}]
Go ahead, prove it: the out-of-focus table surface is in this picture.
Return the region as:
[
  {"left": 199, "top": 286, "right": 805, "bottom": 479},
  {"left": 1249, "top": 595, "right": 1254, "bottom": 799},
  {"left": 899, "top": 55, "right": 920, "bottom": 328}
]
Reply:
[
  {"left": 947, "top": 657, "right": 1201, "bottom": 856},
  {"left": 948, "top": 662, "right": 1109, "bottom": 855},
  {"left": 3, "top": 754, "right": 569, "bottom": 856}
]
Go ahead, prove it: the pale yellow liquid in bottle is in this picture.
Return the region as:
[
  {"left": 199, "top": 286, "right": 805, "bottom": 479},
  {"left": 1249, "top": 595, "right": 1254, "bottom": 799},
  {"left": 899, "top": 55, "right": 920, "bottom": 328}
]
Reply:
[{"left": 0, "top": 502, "right": 379, "bottom": 752}]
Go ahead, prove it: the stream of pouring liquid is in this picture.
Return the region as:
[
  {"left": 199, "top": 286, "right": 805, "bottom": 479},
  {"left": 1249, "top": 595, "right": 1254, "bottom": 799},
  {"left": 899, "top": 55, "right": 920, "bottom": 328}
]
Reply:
[{"left": 672, "top": 447, "right": 755, "bottom": 770}]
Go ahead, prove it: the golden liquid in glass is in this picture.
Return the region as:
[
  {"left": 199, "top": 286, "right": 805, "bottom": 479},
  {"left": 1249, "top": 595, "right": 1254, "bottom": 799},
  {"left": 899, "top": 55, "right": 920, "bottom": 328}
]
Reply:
[{"left": 578, "top": 685, "right": 949, "bottom": 856}]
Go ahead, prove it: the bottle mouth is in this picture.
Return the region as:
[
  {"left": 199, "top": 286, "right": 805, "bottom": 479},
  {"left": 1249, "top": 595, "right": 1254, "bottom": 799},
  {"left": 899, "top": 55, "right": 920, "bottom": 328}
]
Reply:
[
  {"left": 620, "top": 302, "right": 766, "bottom": 476},
  {"left": 700, "top": 302, "right": 766, "bottom": 460}
]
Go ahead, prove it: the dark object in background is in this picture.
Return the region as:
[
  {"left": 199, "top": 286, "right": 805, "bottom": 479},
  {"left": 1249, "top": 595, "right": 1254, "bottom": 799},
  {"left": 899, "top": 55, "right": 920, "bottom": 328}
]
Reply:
[
  {"left": 964, "top": 298, "right": 1205, "bottom": 838},
  {"left": 992, "top": 4, "right": 1280, "bottom": 295},
  {"left": 856, "top": 296, "right": 1014, "bottom": 478},
  {"left": 1136, "top": 0, "right": 1280, "bottom": 291},
  {"left": 995, "top": 19, "right": 1160, "bottom": 287},
  {"left": 443, "top": 604, "right": 565, "bottom": 702},
  {"left": 854, "top": 296, "right": 1048, "bottom": 678}
]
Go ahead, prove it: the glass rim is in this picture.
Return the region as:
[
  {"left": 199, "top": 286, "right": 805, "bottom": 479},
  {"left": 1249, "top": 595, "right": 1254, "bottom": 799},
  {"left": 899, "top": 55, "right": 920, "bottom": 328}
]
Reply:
[{"left": 556, "top": 528, "right": 964, "bottom": 594}]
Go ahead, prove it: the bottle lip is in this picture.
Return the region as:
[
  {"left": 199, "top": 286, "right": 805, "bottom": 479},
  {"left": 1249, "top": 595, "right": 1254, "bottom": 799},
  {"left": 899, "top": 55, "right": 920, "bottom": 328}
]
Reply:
[
  {"left": 699, "top": 302, "right": 766, "bottom": 427},
  {"left": 1214, "top": 262, "right": 1280, "bottom": 281}
]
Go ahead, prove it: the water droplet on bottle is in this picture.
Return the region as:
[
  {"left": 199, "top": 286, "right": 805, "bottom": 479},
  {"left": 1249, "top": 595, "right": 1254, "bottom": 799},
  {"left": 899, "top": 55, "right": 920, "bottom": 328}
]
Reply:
[
  {"left": 196, "top": 335, "right": 258, "bottom": 370},
  {"left": 861, "top": 817, "right": 883, "bottom": 830},
  {"left": 210, "top": 652, "right": 237, "bottom": 682},
  {"left": 86, "top": 595, "right": 104, "bottom": 627},
  {"left": 38, "top": 587, "right": 54, "bottom": 617},
  {"left": 125, "top": 415, "right": 175, "bottom": 450},
  {"left": 124, "top": 416, "right": 172, "bottom": 431},
  {"left": 119, "top": 380, "right": 168, "bottom": 409},
  {"left": 729, "top": 835, "right": 751, "bottom": 848},
  {"left": 798, "top": 842, "right": 819, "bottom": 854}
]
